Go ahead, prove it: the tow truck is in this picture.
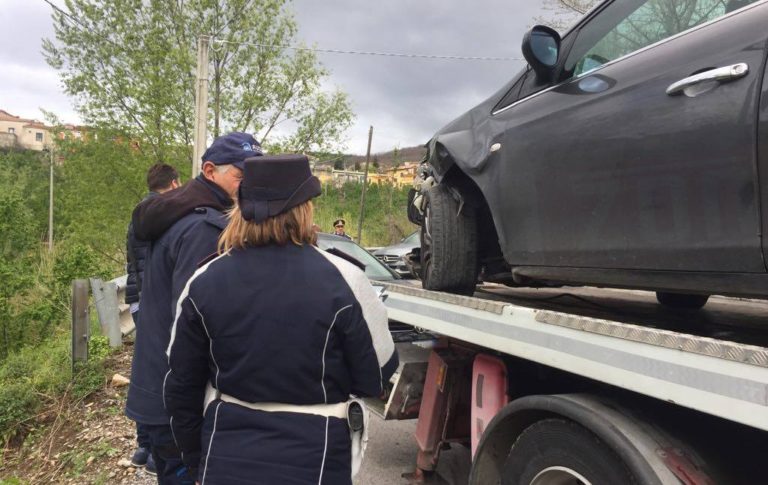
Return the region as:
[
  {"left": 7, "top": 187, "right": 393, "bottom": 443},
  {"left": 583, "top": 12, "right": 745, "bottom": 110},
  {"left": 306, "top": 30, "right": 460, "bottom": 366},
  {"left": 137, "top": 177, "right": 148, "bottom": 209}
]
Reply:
[{"left": 375, "top": 282, "right": 768, "bottom": 484}]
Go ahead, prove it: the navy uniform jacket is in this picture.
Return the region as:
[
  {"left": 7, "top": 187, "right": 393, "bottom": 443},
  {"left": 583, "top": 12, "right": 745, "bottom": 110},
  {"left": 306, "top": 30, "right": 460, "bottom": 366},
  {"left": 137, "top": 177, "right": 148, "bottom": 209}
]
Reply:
[
  {"left": 164, "top": 244, "right": 398, "bottom": 484},
  {"left": 125, "top": 192, "right": 157, "bottom": 305},
  {"left": 125, "top": 208, "right": 226, "bottom": 424},
  {"left": 126, "top": 176, "right": 232, "bottom": 425}
]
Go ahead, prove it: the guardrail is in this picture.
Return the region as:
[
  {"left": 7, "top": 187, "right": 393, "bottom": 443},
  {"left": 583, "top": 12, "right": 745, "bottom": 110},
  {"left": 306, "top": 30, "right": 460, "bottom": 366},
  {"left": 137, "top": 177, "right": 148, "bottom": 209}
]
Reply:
[
  {"left": 71, "top": 275, "right": 133, "bottom": 368},
  {"left": 90, "top": 275, "right": 134, "bottom": 346}
]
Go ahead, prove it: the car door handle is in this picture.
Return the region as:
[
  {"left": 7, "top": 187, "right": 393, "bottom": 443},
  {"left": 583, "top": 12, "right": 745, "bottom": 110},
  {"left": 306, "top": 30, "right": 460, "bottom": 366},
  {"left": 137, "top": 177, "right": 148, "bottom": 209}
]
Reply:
[{"left": 666, "top": 63, "right": 748, "bottom": 95}]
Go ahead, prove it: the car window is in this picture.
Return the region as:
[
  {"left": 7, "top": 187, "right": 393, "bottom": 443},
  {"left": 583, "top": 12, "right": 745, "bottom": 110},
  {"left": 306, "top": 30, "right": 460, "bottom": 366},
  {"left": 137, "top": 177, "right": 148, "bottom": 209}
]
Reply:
[
  {"left": 316, "top": 237, "right": 397, "bottom": 281},
  {"left": 403, "top": 232, "right": 420, "bottom": 244},
  {"left": 493, "top": 69, "right": 528, "bottom": 111},
  {"left": 564, "top": 0, "right": 758, "bottom": 79}
]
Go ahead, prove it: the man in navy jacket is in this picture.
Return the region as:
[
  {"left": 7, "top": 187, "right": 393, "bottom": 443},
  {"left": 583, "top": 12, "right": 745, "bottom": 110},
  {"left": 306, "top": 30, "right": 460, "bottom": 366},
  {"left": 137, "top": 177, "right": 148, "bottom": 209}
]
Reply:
[
  {"left": 125, "top": 132, "right": 262, "bottom": 485},
  {"left": 125, "top": 163, "right": 179, "bottom": 471}
]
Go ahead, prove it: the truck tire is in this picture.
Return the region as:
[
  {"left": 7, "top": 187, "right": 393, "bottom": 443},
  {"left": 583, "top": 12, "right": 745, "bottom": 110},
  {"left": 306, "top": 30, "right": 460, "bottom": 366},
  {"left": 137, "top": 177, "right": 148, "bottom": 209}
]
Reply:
[
  {"left": 501, "top": 419, "right": 636, "bottom": 485},
  {"left": 420, "top": 184, "right": 478, "bottom": 295},
  {"left": 656, "top": 292, "right": 709, "bottom": 310}
]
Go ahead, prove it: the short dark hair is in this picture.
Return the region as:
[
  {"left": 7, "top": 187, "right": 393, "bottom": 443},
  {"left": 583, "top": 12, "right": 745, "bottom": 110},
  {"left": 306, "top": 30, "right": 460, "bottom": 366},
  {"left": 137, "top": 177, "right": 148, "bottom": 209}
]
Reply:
[{"left": 146, "top": 164, "right": 179, "bottom": 192}]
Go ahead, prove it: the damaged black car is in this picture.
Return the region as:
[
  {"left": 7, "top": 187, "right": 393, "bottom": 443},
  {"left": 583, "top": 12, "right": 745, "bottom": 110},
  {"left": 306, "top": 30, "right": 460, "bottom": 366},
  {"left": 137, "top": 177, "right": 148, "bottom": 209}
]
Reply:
[{"left": 410, "top": 0, "right": 768, "bottom": 308}]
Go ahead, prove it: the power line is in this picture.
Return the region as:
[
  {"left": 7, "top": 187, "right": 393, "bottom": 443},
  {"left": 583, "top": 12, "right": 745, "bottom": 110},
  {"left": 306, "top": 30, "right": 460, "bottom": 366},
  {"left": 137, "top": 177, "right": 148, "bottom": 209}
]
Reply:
[
  {"left": 211, "top": 38, "right": 522, "bottom": 62},
  {"left": 40, "top": 1, "right": 522, "bottom": 63}
]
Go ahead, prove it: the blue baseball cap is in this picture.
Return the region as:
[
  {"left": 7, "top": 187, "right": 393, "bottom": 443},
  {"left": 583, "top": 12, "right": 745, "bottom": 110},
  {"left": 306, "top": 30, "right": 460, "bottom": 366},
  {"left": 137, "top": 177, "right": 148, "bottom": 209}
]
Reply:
[{"left": 201, "top": 132, "right": 263, "bottom": 170}]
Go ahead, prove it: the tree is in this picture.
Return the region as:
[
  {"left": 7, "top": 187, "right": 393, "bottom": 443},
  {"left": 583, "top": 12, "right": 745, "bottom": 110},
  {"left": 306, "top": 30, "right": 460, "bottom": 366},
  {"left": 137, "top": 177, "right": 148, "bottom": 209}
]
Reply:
[
  {"left": 51, "top": 129, "right": 189, "bottom": 265},
  {"left": 43, "top": 0, "right": 354, "bottom": 162},
  {"left": 391, "top": 147, "right": 402, "bottom": 169},
  {"left": 0, "top": 189, "right": 36, "bottom": 357},
  {"left": 538, "top": 0, "right": 600, "bottom": 31},
  {"left": 540, "top": 0, "right": 730, "bottom": 34}
]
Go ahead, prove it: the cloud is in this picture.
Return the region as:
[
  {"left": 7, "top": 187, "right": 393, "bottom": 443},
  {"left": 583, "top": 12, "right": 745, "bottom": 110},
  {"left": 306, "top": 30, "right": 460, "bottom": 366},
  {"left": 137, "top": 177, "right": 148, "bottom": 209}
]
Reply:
[
  {"left": 1, "top": 0, "right": 549, "bottom": 154},
  {"left": 0, "top": 0, "right": 80, "bottom": 123},
  {"left": 291, "top": 0, "right": 540, "bottom": 153}
]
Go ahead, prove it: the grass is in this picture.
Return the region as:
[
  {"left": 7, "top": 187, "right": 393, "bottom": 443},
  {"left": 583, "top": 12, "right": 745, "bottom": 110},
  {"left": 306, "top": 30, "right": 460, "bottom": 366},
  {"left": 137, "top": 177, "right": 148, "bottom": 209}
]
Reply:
[
  {"left": 314, "top": 182, "right": 417, "bottom": 247},
  {"left": 59, "top": 440, "right": 118, "bottom": 478},
  {"left": 0, "top": 318, "right": 115, "bottom": 446}
]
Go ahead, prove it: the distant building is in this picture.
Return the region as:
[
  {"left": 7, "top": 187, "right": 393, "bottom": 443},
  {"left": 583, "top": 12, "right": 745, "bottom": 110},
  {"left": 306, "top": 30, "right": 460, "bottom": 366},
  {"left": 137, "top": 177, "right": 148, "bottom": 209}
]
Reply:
[
  {"left": 310, "top": 162, "right": 334, "bottom": 185},
  {"left": 310, "top": 158, "right": 422, "bottom": 188},
  {"left": 0, "top": 110, "right": 53, "bottom": 151},
  {"left": 0, "top": 109, "right": 86, "bottom": 151},
  {"left": 331, "top": 169, "right": 367, "bottom": 186},
  {"left": 384, "top": 162, "right": 421, "bottom": 188}
]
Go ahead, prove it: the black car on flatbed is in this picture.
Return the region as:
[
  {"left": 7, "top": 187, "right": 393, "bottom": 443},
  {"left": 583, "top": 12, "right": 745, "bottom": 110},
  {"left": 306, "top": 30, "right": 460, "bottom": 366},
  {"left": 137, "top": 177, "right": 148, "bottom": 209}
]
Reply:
[{"left": 411, "top": 0, "right": 768, "bottom": 308}]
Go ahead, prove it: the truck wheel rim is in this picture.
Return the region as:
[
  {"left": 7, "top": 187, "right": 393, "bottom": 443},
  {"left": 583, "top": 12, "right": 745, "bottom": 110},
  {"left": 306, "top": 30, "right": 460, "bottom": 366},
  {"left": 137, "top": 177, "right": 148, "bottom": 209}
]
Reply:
[{"left": 529, "top": 466, "right": 592, "bottom": 485}]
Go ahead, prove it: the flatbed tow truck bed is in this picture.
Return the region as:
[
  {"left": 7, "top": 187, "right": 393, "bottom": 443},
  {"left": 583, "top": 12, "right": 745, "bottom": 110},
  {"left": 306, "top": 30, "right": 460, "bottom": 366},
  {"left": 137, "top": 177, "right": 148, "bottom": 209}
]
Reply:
[{"left": 377, "top": 282, "right": 768, "bottom": 484}]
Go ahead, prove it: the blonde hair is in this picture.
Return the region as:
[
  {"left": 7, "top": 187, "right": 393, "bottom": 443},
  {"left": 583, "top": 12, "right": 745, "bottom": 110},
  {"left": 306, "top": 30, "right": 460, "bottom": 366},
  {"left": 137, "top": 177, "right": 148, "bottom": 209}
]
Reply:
[{"left": 218, "top": 200, "right": 317, "bottom": 253}]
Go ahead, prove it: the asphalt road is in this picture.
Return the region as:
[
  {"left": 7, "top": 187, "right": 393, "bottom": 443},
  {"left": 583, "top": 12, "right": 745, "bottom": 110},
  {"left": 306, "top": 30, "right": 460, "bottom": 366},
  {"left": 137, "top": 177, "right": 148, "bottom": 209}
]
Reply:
[{"left": 354, "top": 415, "right": 471, "bottom": 485}]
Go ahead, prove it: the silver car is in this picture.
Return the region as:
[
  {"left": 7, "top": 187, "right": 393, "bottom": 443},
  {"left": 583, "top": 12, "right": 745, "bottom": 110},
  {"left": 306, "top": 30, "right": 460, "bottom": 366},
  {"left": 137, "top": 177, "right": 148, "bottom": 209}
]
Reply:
[{"left": 373, "top": 232, "right": 420, "bottom": 277}]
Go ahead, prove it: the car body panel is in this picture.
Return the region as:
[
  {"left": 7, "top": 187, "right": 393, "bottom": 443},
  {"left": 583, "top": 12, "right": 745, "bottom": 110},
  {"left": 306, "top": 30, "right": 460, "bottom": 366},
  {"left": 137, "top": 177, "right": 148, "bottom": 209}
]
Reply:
[{"left": 758, "top": 34, "right": 768, "bottom": 267}]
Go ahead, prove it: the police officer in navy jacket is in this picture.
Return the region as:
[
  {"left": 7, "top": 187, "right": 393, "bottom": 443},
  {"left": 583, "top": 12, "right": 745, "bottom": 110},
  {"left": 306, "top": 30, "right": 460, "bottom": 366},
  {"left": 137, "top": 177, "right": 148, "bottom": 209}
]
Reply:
[
  {"left": 126, "top": 133, "right": 262, "bottom": 484},
  {"left": 164, "top": 154, "right": 398, "bottom": 485}
]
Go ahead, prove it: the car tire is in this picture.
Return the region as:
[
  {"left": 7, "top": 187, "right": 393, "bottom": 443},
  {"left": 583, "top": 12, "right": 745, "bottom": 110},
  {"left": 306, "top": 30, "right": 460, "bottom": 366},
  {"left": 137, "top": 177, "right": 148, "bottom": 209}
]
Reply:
[
  {"left": 420, "top": 184, "right": 478, "bottom": 295},
  {"left": 501, "top": 418, "right": 636, "bottom": 485},
  {"left": 656, "top": 292, "right": 709, "bottom": 310}
]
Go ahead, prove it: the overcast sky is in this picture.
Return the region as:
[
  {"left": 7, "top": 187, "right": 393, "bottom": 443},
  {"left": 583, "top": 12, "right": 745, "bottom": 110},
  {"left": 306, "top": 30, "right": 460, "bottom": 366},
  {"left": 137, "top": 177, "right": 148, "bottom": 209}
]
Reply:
[{"left": 0, "top": 0, "right": 550, "bottom": 155}]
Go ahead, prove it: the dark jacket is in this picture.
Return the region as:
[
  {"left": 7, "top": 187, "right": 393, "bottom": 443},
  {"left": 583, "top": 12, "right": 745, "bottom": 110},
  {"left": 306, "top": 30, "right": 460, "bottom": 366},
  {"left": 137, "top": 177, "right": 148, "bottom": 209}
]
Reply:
[
  {"left": 125, "top": 192, "right": 158, "bottom": 305},
  {"left": 126, "top": 176, "right": 233, "bottom": 425},
  {"left": 164, "top": 244, "right": 398, "bottom": 484}
]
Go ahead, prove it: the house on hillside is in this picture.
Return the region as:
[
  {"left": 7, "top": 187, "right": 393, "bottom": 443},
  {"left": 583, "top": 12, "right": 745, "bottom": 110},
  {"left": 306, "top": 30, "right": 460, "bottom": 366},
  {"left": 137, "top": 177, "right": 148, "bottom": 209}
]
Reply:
[
  {"left": 384, "top": 162, "right": 421, "bottom": 188},
  {"left": 312, "top": 165, "right": 334, "bottom": 185},
  {"left": 331, "top": 169, "right": 367, "bottom": 186},
  {"left": 0, "top": 110, "right": 53, "bottom": 151},
  {"left": 0, "top": 110, "right": 86, "bottom": 151}
]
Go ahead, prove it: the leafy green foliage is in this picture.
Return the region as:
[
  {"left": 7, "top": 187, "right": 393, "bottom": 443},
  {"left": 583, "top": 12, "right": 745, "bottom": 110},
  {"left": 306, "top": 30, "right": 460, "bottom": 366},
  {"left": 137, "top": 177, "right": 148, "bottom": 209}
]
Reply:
[
  {"left": 43, "top": 0, "right": 355, "bottom": 157},
  {"left": 0, "top": 330, "right": 115, "bottom": 443},
  {"left": 0, "top": 182, "right": 39, "bottom": 358},
  {"left": 314, "top": 182, "right": 417, "bottom": 247},
  {"left": 0, "top": 148, "right": 120, "bottom": 447},
  {"left": 54, "top": 131, "right": 189, "bottom": 266}
]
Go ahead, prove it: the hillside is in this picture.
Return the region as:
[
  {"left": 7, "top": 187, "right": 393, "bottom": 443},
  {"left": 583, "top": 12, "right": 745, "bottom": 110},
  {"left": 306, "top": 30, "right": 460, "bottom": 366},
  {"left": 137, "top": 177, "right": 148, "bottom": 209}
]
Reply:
[
  {"left": 347, "top": 145, "right": 427, "bottom": 169},
  {"left": 314, "top": 145, "right": 427, "bottom": 171}
]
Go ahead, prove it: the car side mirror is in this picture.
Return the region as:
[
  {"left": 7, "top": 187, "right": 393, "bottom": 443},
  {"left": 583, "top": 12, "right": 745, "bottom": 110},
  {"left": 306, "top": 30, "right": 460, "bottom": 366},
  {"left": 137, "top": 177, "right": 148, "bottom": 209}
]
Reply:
[{"left": 522, "top": 25, "right": 561, "bottom": 83}]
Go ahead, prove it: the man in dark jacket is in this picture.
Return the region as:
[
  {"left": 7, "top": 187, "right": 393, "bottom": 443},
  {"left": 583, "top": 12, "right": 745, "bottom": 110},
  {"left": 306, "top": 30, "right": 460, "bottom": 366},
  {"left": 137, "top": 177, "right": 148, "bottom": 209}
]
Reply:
[
  {"left": 125, "top": 163, "right": 179, "bottom": 472},
  {"left": 125, "top": 132, "right": 262, "bottom": 485}
]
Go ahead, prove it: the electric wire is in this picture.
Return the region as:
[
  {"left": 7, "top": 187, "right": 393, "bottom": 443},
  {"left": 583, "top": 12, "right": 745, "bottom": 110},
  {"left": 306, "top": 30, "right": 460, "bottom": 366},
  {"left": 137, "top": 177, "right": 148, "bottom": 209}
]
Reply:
[
  {"left": 210, "top": 38, "right": 523, "bottom": 62},
  {"left": 41, "top": 1, "right": 522, "bottom": 63}
]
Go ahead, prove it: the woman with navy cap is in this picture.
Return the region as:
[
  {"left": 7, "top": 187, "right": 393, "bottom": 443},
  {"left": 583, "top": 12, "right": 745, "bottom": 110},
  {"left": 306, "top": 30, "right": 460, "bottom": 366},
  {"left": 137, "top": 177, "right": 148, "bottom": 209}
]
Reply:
[{"left": 163, "top": 154, "right": 398, "bottom": 485}]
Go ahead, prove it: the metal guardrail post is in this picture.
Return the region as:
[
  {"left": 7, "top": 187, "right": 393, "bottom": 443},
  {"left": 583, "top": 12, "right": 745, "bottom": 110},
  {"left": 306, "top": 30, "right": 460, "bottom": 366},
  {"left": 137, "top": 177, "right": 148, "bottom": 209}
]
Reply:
[
  {"left": 90, "top": 277, "right": 123, "bottom": 347},
  {"left": 71, "top": 279, "right": 90, "bottom": 372}
]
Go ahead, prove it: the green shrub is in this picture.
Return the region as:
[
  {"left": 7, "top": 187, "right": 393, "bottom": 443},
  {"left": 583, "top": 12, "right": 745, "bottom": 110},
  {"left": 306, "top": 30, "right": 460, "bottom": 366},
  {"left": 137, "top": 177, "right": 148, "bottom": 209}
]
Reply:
[
  {"left": 0, "top": 332, "right": 114, "bottom": 442},
  {"left": 0, "top": 383, "right": 38, "bottom": 442},
  {"left": 314, "top": 182, "right": 416, "bottom": 247}
]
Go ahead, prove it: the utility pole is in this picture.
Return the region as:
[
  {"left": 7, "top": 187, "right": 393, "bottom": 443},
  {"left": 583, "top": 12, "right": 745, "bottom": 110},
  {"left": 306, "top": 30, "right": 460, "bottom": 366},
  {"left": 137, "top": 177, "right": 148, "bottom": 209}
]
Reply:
[
  {"left": 48, "top": 145, "right": 54, "bottom": 252},
  {"left": 192, "top": 35, "right": 210, "bottom": 176},
  {"left": 356, "top": 126, "right": 373, "bottom": 243}
]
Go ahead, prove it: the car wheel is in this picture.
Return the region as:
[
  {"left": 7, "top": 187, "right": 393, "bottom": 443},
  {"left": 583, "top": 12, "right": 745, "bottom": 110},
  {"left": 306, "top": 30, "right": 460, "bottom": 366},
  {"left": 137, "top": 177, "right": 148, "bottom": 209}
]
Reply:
[
  {"left": 656, "top": 292, "right": 709, "bottom": 310},
  {"left": 501, "top": 419, "right": 636, "bottom": 485},
  {"left": 420, "top": 184, "right": 478, "bottom": 295}
]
